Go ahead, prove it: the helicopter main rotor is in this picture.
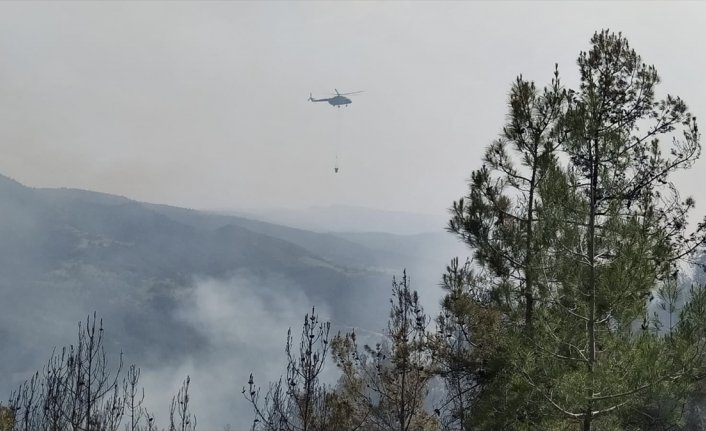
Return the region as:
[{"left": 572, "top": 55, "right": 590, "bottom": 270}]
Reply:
[{"left": 333, "top": 89, "right": 364, "bottom": 96}]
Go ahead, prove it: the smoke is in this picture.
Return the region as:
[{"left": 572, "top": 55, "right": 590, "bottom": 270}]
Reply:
[
  {"left": 0, "top": 174, "right": 468, "bottom": 430},
  {"left": 139, "top": 273, "right": 332, "bottom": 430}
]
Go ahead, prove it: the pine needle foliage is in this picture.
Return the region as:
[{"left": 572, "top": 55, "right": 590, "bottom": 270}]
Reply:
[
  {"left": 332, "top": 272, "right": 437, "bottom": 431},
  {"left": 443, "top": 30, "right": 706, "bottom": 431}
]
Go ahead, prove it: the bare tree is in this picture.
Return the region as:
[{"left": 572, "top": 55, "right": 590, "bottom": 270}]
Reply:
[
  {"left": 244, "top": 308, "right": 332, "bottom": 431},
  {"left": 169, "top": 376, "right": 196, "bottom": 431},
  {"left": 8, "top": 373, "right": 41, "bottom": 431},
  {"left": 61, "top": 313, "right": 125, "bottom": 431},
  {"left": 41, "top": 348, "right": 71, "bottom": 431},
  {"left": 9, "top": 314, "right": 127, "bottom": 431},
  {"left": 8, "top": 313, "right": 189, "bottom": 431},
  {"left": 123, "top": 365, "right": 148, "bottom": 431}
]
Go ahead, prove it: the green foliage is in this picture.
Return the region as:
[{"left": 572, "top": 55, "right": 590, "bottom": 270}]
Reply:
[
  {"left": 331, "top": 273, "right": 437, "bottom": 431},
  {"left": 0, "top": 405, "right": 14, "bottom": 431},
  {"left": 443, "top": 29, "right": 706, "bottom": 430}
]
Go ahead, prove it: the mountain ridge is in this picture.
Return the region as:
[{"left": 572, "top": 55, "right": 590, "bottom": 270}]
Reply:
[{"left": 0, "top": 174, "right": 467, "bottom": 429}]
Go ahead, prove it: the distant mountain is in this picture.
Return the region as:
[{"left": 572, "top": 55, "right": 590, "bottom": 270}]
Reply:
[
  {"left": 222, "top": 205, "right": 449, "bottom": 235},
  {"left": 0, "top": 174, "right": 468, "bottom": 428}
]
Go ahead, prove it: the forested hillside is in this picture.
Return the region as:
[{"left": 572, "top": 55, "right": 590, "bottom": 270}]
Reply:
[{"left": 0, "top": 172, "right": 462, "bottom": 399}]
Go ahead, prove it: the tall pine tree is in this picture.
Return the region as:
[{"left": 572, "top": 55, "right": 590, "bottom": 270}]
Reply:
[{"left": 444, "top": 30, "right": 706, "bottom": 430}]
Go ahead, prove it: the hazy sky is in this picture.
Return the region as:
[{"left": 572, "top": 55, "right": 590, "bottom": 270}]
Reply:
[{"left": 1, "top": 1, "right": 705, "bottom": 217}]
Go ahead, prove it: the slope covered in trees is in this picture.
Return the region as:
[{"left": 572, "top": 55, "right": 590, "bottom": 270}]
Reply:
[{"left": 0, "top": 172, "right": 460, "bottom": 422}]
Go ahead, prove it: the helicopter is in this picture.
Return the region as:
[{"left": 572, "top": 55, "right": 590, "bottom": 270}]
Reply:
[{"left": 308, "top": 89, "right": 363, "bottom": 107}]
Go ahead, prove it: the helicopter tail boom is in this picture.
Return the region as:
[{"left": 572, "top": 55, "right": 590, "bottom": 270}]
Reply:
[{"left": 308, "top": 93, "right": 328, "bottom": 103}]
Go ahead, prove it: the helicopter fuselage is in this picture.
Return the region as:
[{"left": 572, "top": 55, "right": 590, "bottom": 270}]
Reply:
[
  {"left": 327, "top": 95, "right": 351, "bottom": 106},
  {"left": 309, "top": 93, "right": 353, "bottom": 107}
]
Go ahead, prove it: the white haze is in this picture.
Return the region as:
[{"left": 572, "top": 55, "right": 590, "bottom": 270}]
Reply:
[
  {"left": 140, "top": 270, "right": 442, "bottom": 430},
  {"left": 2, "top": 2, "right": 706, "bottom": 430},
  {"left": 140, "top": 273, "right": 333, "bottom": 430},
  {"left": 1, "top": 2, "right": 706, "bottom": 216}
]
